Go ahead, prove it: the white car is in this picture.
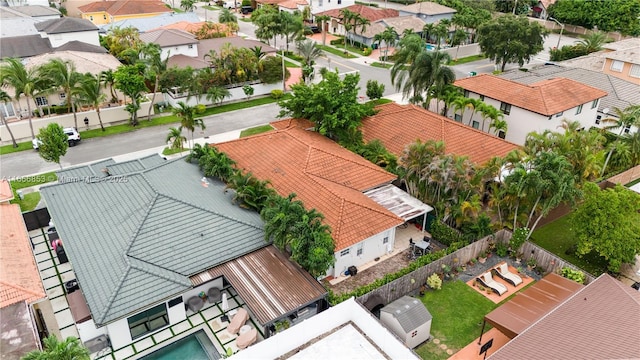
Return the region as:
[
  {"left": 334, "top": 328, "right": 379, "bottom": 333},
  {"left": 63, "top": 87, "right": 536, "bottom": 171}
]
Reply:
[{"left": 33, "top": 127, "right": 81, "bottom": 150}]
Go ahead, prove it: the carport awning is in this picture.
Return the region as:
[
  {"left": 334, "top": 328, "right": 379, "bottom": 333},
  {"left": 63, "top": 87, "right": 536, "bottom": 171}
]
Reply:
[{"left": 364, "top": 184, "right": 433, "bottom": 221}]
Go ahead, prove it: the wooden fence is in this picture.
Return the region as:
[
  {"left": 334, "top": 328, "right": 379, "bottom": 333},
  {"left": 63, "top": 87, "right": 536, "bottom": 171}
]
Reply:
[
  {"left": 604, "top": 165, "right": 640, "bottom": 188},
  {"left": 518, "top": 241, "right": 596, "bottom": 285}
]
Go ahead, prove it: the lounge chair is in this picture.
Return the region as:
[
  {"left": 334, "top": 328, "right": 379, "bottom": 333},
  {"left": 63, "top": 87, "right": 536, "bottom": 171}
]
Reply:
[
  {"left": 476, "top": 271, "right": 508, "bottom": 296},
  {"left": 227, "top": 308, "right": 249, "bottom": 334},
  {"left": 492, "top": 262, "right": 523, "bottom": 287},
  {"left": 237, "top": 327, "right": 258, "bottom": 349}
]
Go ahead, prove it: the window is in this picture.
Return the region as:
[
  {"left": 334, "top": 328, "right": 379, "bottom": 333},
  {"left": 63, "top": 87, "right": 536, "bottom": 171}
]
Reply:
[
  {"left": 59, "top": 93, "right": 66, "bottom": 100},
  {"left": 1, "top": 102, "right": 15, "bottom": 117},
  {"left": 498, "top": 130, "right": 506, "bottom": 139},
  {"left": 500, "top": 102, "right": 511, "bottom": 115},
  {"left": 103, "top": 14, "right": 107, "bottom": 20},
  {"left": 463, "top": 90, "right": 469, "bottom": 98},
  {"left": 35, "top": 97, "right": 48, "bottom": 106},
  {"left": 340, "top": 249, "right": 350, "bottom": 257},
  {"left": 630, "top": 64, "right": 640, "bottom": 78},
  {"left": 382, "top": 236, "right": 389, "bottom": 244},
  {"left": 575, "top": 104, "right": 583, "bottom": 115},
  {"left": 89, "top": 16, "right": 93, "bottom": 21},
  {"left": 555, "top": 111, "right": 563, "bottom": 117},
  {"left": 188, "top": 44, "right": 193, "bottom": 49},
  {"left": 128, "top": 303, "right": 168, "bottom": 339},
  {"left": 411, "top": 330, "right": 418, "bottom": 338},
  {"left": 356, "top": 243, "right": 363, "bottom": 256},
  {"left": 610, "top": 60, "right": 623, "bottom": 72},
  {"left": 472, "top": 120, "right": 479, "bottom": 129},
  {"left": 454, "top": 114, "right": 462, "bottom": 122},
  {"left": 479, "top": 95, "right": 484, "bottom": 101},
  {"left": 338, "top": 0, "right": 341, "bottom": 4},
  {"left": 624, "top": 125, "right": 631, "bottom": 134},
  {"left": 595, "top": 115, "right": 601, "bottom": 125},
  {"left": 591, "top": 99, "right": 598, "bottom": 109}
]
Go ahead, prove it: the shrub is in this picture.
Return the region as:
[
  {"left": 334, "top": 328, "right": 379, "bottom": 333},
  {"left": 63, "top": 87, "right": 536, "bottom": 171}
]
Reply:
[
  {"left": 362, "top": 47, "right": 372, "bottom": 56},
  {"left": 330, "top": 38, "right": 344, "bottom": 46},
  {"left": 365, "top": 80, "right": 384, "bottom": 100},
  {"left": 426, "top": 273, "right": 442, "bottom": 290},
  {"left": 496, "top": 242, "right": 508, "bottom": 257},
  {"left": 549, "top": 44, "right": 590, "bottom": 61},
  {"left": 430, "top": 220, "right": 461, "bottom": 246},
  {"left": 561, "top": 267, "right": 586, "bottom": 284},
  {"left": 195, "top": 104, "right": 206, "bottom": 114},
  {"left": 509, "top": 227, "right": 529, "bottom": 253},
  {"left": 270, "top": 89, "right": 284, "bottom": 99}
]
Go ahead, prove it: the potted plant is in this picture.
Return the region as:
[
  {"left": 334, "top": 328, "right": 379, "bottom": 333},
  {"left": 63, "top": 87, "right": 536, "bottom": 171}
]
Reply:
[
  {"left": 515, "top": 252, "right": 523, "bottom": 264},
  {"left": 517, "top": 266, "right": 528, "bottom": 278},
  {"left": 527, "top": 257, "right": 537, "bottom": 271},
  {"left": 442, "top": 264, "right": 452, "bottom": 279},
  {"left": 478, "top": 251, "right": 487, "bottom": 264}
]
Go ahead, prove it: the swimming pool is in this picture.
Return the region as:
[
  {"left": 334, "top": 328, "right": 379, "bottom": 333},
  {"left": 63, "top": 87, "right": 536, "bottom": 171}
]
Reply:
[{"left": 140, "top": 330, "right": 220, "bottom": 360}]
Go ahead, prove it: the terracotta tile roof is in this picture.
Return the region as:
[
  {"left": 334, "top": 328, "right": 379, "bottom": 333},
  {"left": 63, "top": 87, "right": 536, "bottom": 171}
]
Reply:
[
  {"left": 360, "top": 103, "right": 519, "bottom": 165},
  {"left": 489, "top": 274, "right": 640, "bottom": 360},
  {"left": 316, "top": 5, "right": 399, "bottom": 22},
  {"left": 255, "top": 0, "right": 285, "bottom": 4},
  {"left": 78, "top": 0, "right": 173, "bottom": 16},
  {"left": 454, "top": 74, "right": 608, "bottom": 116},
  {"left": 278, "top": 0, "right": 308, "bottom": 9},
  {"left": 0, "top": 204, "right": 46, "bottom": 308},
  {"left": 216, "top": 123, "right": 403, "bottom": 250},
  {"left": 0, "top": 180, "right": 13, "bottom": 202},
  {"left": 400, "top": 1, "right": 456, "bottom": 15}
]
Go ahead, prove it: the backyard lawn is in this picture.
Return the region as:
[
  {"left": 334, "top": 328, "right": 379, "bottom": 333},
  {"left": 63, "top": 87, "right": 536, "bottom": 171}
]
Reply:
[
  {"left": 530, "top": 214, "right": 609, "bottom": 276},
  {"left": 415, "top": 280, "right": 498, "bottom": 360}
]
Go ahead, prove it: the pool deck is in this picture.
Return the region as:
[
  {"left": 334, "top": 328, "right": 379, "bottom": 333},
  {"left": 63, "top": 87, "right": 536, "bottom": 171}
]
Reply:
[{"left": 29, "top": 227, "right": 264, "bottom": 360}]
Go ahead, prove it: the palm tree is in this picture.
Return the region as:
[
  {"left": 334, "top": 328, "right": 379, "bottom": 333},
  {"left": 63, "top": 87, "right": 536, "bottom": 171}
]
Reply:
[
  {"left": 171, "top": 102, "right": 205, "bottom": 148},
  {"left": 391, "top": 50, "right": 454, "bottom": 108},
  {"left": 100, "top": 69, "right": 118, "bottom": 103},
  {"left": 339, "top": 9, "right": 357, "bottom": 49},
  {"left": 180, "top": 0, "right": 196, "bottom": 12},
  {"left": 0, "top": 89, "right": 17, "bottom": 147},
  {"left": 465, "top": 98, "right": 483, "bottom": 127},
  {"left": 450, "top": 29, "right": 467, "bottom": 60},
  {"left": 261, "top": 193, "right": 306, "bottom": 252},
  {"left": 374, "top": 27, "right": 398, "bottom": 63},
  {"left": 22, "top": 335, "right": 90, "bottom": 360},
  {"left": 451, "top": 95, "right": 468, "bottom": 122},
  {"left": 205, "top": 85, "right": 231, "bottom": 106},
  {"left": 166, "top": 126, "right": 186, "bottom": 153},
  {"left": 0, "top": 58, "right": 44, "bottom": 139},
  {"left": 296, "top": 39, "right": 323, "bottom": 66},
  {"left": 226, "top": 171, "right": 275, "bottom": 211},
  {"left": 355, "top": 14, "right": 370, "bottom": 44},
  {"left": 490, "top": 118, "right": 508, "bottom": 137},
  {"left": 601, "top": 105, "right": 640, "bottom": 176},
  {"left": 575, "top": 31, "right": 611, "bottom": 53},
  {"left": 250, "top": 46, "right": 266, "bottom": 61},
  {"left": 75, "top": 73, "right": 107, "bottom": 131},
  {"left": 315, "top": 15, "right": 331, "bottom": 46},
  {"left": 39, "top": 58, "right": 83, "bottom": 129},
  {"left": 138, "top": 43, "right": 168, "bottom": 120},
  {"left": 422, "top": 23, "right": 436, "bottom": 43},
  {"left": 479, "top": 103, "right": 502, "bottom": 132},
  {"left": 437, "top": 85, "right": 461, "bottom": 117},
  {"left": 219, "top": 8, "right": 237, "bottom": 24}
]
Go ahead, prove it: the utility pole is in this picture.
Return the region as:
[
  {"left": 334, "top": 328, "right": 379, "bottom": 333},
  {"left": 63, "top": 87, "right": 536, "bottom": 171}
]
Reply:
[{"left": 549, "top": 17, "right": 565, "bottom": 49}]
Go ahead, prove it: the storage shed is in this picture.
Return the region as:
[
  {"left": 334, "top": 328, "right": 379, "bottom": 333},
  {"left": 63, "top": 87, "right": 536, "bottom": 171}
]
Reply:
[{"left": 380, "top": 296, "right": 432, "bottom": 349}]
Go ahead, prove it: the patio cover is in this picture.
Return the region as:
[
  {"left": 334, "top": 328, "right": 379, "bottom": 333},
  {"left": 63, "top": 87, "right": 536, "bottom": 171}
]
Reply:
[
  {"left": 190, "top": 246, "right": 327, "bottom": 326},
  {"left": 484, "top": 273, "right": 582, "bottom": 339},
  {"left": 364, "top": 184, "right": 434, "bottom": 225}
]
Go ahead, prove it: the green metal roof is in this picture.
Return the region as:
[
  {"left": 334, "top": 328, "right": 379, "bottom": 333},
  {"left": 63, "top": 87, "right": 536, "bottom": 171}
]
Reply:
[{"left": 41, "top": 158, "right": 266, "bottom": 325}]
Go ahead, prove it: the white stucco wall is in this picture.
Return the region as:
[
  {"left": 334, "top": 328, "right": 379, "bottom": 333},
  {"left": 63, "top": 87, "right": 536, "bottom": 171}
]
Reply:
[
  {"left": 398, "top": 11, "right": 453, "bottom": 24},
  {"left": 311, "top": 0, "right": 354, "bottom": 14},
  {"left": 76, "top": 319, "right": 108, "bottom": 343},
  {"left": 332, "top": 228, "right": 395, "bottom": 278},
  {"left": 41, "top": 30, "right": 100, "bottom": 47},
  {"left": 164, "top": 82, "right": 283, "bottom": 108},
  {"left": 106, "top": 318, "right": 132, "bottom": 349},
  {"left": 160, "top": 44, "right": 198, "bottom": 60}
]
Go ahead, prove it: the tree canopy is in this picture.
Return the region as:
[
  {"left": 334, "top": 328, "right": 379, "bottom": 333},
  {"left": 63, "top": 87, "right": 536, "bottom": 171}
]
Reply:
[
  {"left": 278, "top": 70, "right": 374, "bottom": 142},
  {"left": 37, "top": 123, "right": 68, "bottom": 169},
  {"left": 477, "top": 14, "right": 546, "bottom": 71},
  {"left": 114, "top": 64, "right": 147, "bottom": 126},
  {"left": 572, "top": 182, "right": 640, "bottom": 273},
  {"left": 549, "top": 0, "right": 640, "bottom": 36},
  {"left": 22, "top": 336, "right": 89, "bottom": 360}
]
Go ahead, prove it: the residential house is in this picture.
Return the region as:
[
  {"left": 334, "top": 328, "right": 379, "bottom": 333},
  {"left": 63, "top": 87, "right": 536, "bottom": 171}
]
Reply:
[
  {"left": 78, "top": 0, "right": 173, "bottom": 25},
  {"left": 531, "top": 0, "right": 555, "bottom": 19},
  {"left": 380, "top": 296, "right": 432, "bottom": 349},
  {"left": 315, "top": 4, "right": 398, "bottom": 36},
  {"left": 360, "top": 103, "right": 520, "bottom": 165},
  {"left": 40, "top": 156, "right": 328, "bottom": 350},
  {"left": 34, "top": 17, "right": 100, "bottom": 47},
  {"left": 234, "top": 297, "right": 420, "bottom": 359},
  {"left": 4, "top": 0, "right": 49, "bottom": 6},
  {"left": 488, "top": 274, "right": 640, "bottom": 359},
  {"left": 398, "top": 1, "right": 456, "bottom": 23},
  {"left": 309, "top": 0, "right": 355, "bottom": 14},
  {"left": 139, "top": 28, "right": 199, "bottom": 60},
  {"left": 500, "top": 64, "right": 640, "bottom": 135},
  {"left": 353, "top": 16, "right": 426, "bottom": 48},
  {"left": 454, "top": 74, "right": 607, "bottom": 145},
  {"left": 0, "top": 5, "right": 61, "bottom": 38},
  {"left": 559, "top": 38, "right": 640, "bottom": 84},
  {"left": 0, "top": 180, "right": 48, "bottom": 360},
  {"left": 149, "top": 20, "right": 233, "bottom": 38},
  {"left": 98, "top": 12, "right": 200, "bottom": 33},
  {"left": 254, "top": 0, "right": 309, "bottom": 13},
  {"left": 217, "top": 120, "right": 433, "bottom": 278}
]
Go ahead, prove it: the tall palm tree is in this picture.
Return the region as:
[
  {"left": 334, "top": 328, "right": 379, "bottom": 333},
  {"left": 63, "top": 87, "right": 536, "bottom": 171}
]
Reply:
[
  {"left": 422, "top": 23, "right": 436, "bottom": 43},
  {"left": 166, "top": 126, "right": 186, "bottom": 153},
  {"left": 75, "top": 73, "right": 107, "bottom": 131},
  {"left": 219, "top": 8, "right": 237, "bottom": 24},
  {"left": 490, "top": 118, "right": 508, "bottom": 137},
  {"left": 39, "top": 58, "right": 83, "bottom": 129},
  {"left": 296, "top": 39, "right": 323, "bottom": 66},
  {"left": 575, "top": 31, "right": 611, "bottom": 53},
  {"left": 0, "top": 58, "right": 44, "bottom": 139},
  {"left": 451, "top": 95, "right": 468, "bottom": 122},
  {"left": 315, "top": 15, "right": 331, "bottom": 46},
  {"left": 374, "top": 27, "right": 398, "bottom": 63},
  {"left": 355, "top": 14, "right": 370, "bottom": 43},
  {"left": 391, "top": 50, "right": 454, "bottom": 107},
  {"left": 100, "top": 69, "right": 118, "bottom": 103},
  {"left": 450, "top": 28, "right": 467, "bottom": 60},
  {"left": 261, "top": 193, "right": 306, "bottom": 252},
  {"left": 138, "top": 43, "right": 168, "bottom": 120},
  {"left": 0, "top": 89, "right": 17, "bottom": 147},
  {"left": 339, "top": 9, "right": 357, "bottom": 48},
  {"left": 171, "top": 102, "right": 205, "bottom": 148},
  {"left": 22, "top": 335, "right": 90, "bottom": 360},
  {"left": 205, "top": 85, "right": 231, "bottom": 106},
  {"left": 479, "top": 103, "right": 502, "bottom": 132},
  {"left": 601, "top": 105, "right": 640, "bottom": 176},
  {"left": 465, "top": 97, "right": 484, "bottom": 127}
]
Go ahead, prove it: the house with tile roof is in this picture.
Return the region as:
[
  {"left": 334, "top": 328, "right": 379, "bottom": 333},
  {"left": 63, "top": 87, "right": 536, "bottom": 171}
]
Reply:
[
  {"left": 98, "top": 12, "right": 200, "bottom": 33},
  {"left": 352, "top": 16, "right": 426, "bottom": 47},
  {"left": 398, "top": 1, "right": 456, "bottom": 23},
  {"left": 488, "top": 274, "right": 640, "bottom": 360},
  {"left": 41, "top": 156, "right": 328, "bottom": 350},
  {"left": 360, "top": 103, "right": 519, "bottom": 165},
  {"left": 316, "top": 4, "right": 399, "bottom": 36},
  {"left": 499, "top": 64, "right": 640, "bottom": 136},
  {"left": 149, "top": 20, "right": 233, "bottom": 38},
  {"left": 139, "top": 28, "right": 199, "bottom": 60},
  {"left": 217, "top": 121, "right": 433, "bottom": 278},
  {"left": 0, "top": 180, "right": 47, "bottom": 359},
  {"left": 454, "top": 74, "right": 608, "bottom": 145},
  {"left": 78, "top": 0, "right": 173, "bottom": 25}
]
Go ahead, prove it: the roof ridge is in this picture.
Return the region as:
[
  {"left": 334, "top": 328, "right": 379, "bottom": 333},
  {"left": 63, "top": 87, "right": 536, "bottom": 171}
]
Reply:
[
  {"left": 125, "top": 193, "right": 159, "bottom": 254},
  {"left": 306, "top": 145, "right": 394, "bottom": 182},
  {"left": 127, "top": 256, "right": 191, "bottom": 285},
  {"left": 99, "top": 264, "right": 133, "bottom": 323}
]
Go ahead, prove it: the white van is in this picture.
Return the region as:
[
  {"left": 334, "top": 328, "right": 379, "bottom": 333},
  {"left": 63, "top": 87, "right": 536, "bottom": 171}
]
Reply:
[
  {"left": 32, "top": 127, "right": 81, "bottom": 150},
  {"left": 224, "top": 1, "right": 239, "bottom": 8}
]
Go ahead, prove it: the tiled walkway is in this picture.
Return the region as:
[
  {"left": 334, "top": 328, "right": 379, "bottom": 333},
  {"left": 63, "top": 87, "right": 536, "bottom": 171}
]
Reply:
[{"left": 30, "top": 227, "right": 264, "bottom": 360}]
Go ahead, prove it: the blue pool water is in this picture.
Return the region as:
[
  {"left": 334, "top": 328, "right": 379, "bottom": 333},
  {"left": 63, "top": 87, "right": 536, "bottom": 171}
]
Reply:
[
  {"left": 426, "top": 44, "right": 436, "bottom": 51},
  {"left": 141, "top": 331, "right": 219, "bottom": 360}
]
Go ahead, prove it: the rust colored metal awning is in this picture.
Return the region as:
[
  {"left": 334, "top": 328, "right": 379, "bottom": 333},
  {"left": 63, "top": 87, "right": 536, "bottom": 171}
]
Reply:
[{"left": 484, "top": 273, "right": 583, "bottom": 339}]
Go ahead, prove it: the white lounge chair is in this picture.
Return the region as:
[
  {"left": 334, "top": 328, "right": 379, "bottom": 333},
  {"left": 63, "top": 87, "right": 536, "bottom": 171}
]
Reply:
[
  {"left": 492, "top": 262, "right": 523, "bottom": 287},
  {"left": 477, "top": 271, "right": 508, "bottom": 296}
]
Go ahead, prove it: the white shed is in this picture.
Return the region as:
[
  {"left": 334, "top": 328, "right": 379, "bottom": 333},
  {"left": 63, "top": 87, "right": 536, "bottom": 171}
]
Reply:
[{"left": 380, "top": 296, "right": 432, "bottom": 349}]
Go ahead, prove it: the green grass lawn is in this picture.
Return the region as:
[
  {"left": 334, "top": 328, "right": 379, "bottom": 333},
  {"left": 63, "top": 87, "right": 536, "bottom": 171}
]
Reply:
[
  {"left": 370, "top": 62, "right": 392, "bottom": 69},
  {"left": 0, "top": 141, "right": 37, "bottom": 155},
  {"left": 530, "top": 214, "right": 609, "bottom": 276},
  {"left": 285, "top": 60, "right": 300, "bottom": 68},
  {"left": 415, "top": 280, "right": 498, "bottom": 360},
  {"left": 316, "top": 45, "right": 357, "bottom": 59},
  {"left": 240, "top": 124, "right": 273, "bottom": 137},
  {"left": 367, "top": 98, "right": 392, "bottom": 106},
  {"left": 450, "top": 54, "right": 486, "bottom": 66},
  {"left": 626, "top": 177, "right": 640, "bottom": 187},
  {"left": 9, "top": 172, "right": 58, "bottom": 190},
  {"left": 162, "top": 147, "right": 186, "bottom": 156},
  {"left": 11, "top": 192, "right": 41, "bottom": 212}
]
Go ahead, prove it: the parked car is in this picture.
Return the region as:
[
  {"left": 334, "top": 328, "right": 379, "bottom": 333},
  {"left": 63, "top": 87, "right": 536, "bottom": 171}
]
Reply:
[
  {"left": 241, "top": 5, "right": 253, "bottom": 14},
  {"left": 32, "top": 127, "right": 81, "bottom": 150},
  {"left": 309, "top": 25, "right": 321, "bottom": 33}
]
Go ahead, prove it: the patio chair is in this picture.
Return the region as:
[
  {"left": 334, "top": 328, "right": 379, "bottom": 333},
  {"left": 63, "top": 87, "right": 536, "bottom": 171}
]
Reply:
[
  {"left": 187, "top": 296, "right": 204, "bottom": 312},
  {"left": 492, "top": 262, "right": 523, "bottom": 287},
  {"left": 476, "top": 271, "right": 508, "bottom": 296},
  {"left": 236, "top": 326, "right": 258, "bottom": 349},
  {"left": 227, "top": 307, "right": 249, "bottom": 334}
]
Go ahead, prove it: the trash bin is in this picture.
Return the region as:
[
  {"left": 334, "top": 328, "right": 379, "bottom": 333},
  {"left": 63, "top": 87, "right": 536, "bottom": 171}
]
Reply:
[
  {"left": 56, "top": 246, "right": 69, "bottom": 264},
  {"left": 348, "top": 265, "right": 358, "bottom": 276},
  {"left": 65, "top": 279, "right": 79, "bottom": 294},
  {"left": 469, "top": 71, "right": 477, "bottom": 76}
]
